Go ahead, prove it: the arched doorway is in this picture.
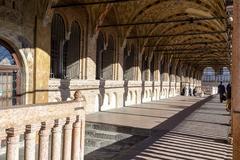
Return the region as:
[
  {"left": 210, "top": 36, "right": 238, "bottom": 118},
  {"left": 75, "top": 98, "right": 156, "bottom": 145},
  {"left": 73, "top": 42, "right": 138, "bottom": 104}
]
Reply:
[{"left": 0, "top": 40, "right": 21, "bottom": 107}]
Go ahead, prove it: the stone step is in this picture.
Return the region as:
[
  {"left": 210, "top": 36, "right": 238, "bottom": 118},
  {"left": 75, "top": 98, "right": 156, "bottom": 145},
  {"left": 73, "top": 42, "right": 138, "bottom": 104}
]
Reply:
[
  {"left": 85, "top": 138, "right": 116, "bottom": 148},
  {"left": 86, "top": 122, "right": 150, "bottom": 136},
  {"left": 84, "top": 135, "right": 147, "bottom": 160},
  {"left": 86, "top": 129, "right": 131, "bottom": 141}
]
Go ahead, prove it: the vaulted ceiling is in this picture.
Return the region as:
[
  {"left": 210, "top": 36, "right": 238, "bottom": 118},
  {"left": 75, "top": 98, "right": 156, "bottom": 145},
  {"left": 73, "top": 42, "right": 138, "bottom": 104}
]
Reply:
[{"left": 52, "top": 0, "right": 232, "bottom": 70}]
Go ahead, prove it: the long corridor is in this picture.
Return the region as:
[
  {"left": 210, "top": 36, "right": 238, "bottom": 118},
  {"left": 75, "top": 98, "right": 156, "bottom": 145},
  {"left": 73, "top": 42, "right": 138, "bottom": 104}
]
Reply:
[{"left": 86, "top": 96, "right": 232, "bottom": 160}]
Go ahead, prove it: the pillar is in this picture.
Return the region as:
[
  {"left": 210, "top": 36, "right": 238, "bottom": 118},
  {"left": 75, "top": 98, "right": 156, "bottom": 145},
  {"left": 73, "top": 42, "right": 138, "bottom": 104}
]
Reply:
[
  {"left": 232, "top": 1, "right": 240, "bottom": 158},
  {"left": 117, "top": 46, "right": 124, "bottom": 80},
  {"left": 85, "top": 34, "right": 97, "bottom": 80},
  {"left": 190, "top": 68, "right": 195, "bottom": 89},
  {"left": 154, "top": 54, "right": 161, "bottom": 81},
  {"left": 137, "top": 51, "right": 142, "bottom": 81},
  {"left": 34, "top": 17, "right": 51, "bottom": 103}
]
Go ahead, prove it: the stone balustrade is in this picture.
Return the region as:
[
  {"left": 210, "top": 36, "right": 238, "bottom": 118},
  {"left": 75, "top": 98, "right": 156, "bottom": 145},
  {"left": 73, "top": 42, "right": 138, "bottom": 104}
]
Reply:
[
  {"left": 0, "top": 91, "right": 85, "bottom": 160},
  {"left": 49, "top": 79, "right": 201, "bottom": 114}
]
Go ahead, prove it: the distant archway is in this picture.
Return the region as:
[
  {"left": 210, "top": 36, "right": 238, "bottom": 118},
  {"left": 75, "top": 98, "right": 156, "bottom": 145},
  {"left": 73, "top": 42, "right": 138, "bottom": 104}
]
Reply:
[
  {"left": 124, "top": 44, "right": 135, "bottom": 80},
  {"left": 102, "top": 35, "right": 114, "bottom": 80}
]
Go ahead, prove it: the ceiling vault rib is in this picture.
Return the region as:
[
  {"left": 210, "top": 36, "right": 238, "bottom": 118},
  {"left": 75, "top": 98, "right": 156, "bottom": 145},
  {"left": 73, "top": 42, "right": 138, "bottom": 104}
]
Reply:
[
  {"left": 51, "top": 0, "right": 137, "bottom": 8},
  {"left": 99, "top": 16, "right": 226, "bottom": 28},
  {"left": 127, "top": 30, "right": 227, "bottom": 39}
]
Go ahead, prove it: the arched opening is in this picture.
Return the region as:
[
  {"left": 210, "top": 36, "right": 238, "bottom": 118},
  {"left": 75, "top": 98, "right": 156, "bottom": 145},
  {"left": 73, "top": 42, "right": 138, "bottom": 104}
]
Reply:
[
  {"left": 50, "top": 14, "right": 66, "bottom": 79},
  {"left": 124, "top": 44, "right": 135, "bottom": 80},
  {"left": 65, "top": 21, "right": 81, "bottom": 79},
  {"left": 102, "top": 35, "right": 114, "bottom": 80},
  {"left": 142, "top": 53, "right": 149, "bottom": 81},
  {"left": 96, "top": 32, "right": 104, "bottom": 79},
  {"left": 150, "top": 55, "right": 154, "bottom": 81},
  {"left": 160, "top": 61, "right": 164, "bottom": 82},
  {"left": 0, "top": 40, "right": 21, "bottom": 107},
  {"left": 202, "top": 67, "right": 215, "bottom": 82}
]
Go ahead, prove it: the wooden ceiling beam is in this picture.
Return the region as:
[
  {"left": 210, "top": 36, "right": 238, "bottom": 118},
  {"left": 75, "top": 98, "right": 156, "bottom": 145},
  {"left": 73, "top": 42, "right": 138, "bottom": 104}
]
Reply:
[
  {"left": 144, "top": 40, "right": 227, "bottom": 47},
  {"left": 127, "top": 30, "right": 227, "bottom": 39},
  {"left": 51, "top": 0, "right": 136, "bottom": 8},
  {"left": 154, "top": 48, "right": 228, "bottom": 52}
]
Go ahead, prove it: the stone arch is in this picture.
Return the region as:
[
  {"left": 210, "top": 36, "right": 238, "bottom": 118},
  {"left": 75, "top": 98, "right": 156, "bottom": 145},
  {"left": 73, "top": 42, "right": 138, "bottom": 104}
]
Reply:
[
  {"left": 51, "top": 11, "right": 70, "bottom": 37},
  {"left": 0, "top": 39, "right": 24, "bottom": 106}
]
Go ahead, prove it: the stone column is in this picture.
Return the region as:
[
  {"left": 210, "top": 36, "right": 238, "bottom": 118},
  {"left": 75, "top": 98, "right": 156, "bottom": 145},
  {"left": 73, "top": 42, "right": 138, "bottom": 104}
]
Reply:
[
  {"left": 137, "top": 52, "right": 142, "bottom": 81},
  {"left": 232, "top": 1, "right": 240, "bottom": 158},
  {"left": 85, "top": 35, "right": 97, "bottom": 80},
  {"left": 190, "top": 69, "right": 195, "bottom": 89},
  {"left": 34, "top": 17, "right": 51, "bottom": 103},
  {"left": 24, "top": 125, "right": 38, "bottom": 160},
  {"left": 80, "top": 118, "right": 86, "bottom": 160},
  {"left": 6, "top": 129, "right": 20, "bottom": 160},
  {"left": 117, "top": 46, "right": 124, "bottom": 80},
  {"left": 154, "top": 55, "right": 160, "bottom": 81}
]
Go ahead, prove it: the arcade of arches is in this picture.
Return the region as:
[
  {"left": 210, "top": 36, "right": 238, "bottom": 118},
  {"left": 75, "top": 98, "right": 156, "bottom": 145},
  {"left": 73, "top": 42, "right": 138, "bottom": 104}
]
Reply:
[{"left": 1, "top": 0, "right": 240, "bottom": 159}]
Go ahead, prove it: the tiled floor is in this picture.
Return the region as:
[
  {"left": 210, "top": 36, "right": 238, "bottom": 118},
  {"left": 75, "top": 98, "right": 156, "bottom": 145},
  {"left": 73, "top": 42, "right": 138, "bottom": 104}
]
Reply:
[
  {"left": 87, "top": 96, "right": 206, "bottom": 129},
  {"left": 87, "top": 96, "right": 232, "bottom": 160}
]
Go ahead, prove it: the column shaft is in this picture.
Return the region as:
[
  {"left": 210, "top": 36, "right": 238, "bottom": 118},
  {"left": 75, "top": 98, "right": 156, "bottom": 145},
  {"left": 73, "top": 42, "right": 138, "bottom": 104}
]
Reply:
[{"left": 232, "top": 1, "right": 240, "bottom": 159}]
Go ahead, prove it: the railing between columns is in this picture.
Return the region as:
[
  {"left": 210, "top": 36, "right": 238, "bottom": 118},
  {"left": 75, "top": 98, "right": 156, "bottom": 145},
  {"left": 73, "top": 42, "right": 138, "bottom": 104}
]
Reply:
[{"left": 0, "top": 90, "right": 86, "bottom": 160}]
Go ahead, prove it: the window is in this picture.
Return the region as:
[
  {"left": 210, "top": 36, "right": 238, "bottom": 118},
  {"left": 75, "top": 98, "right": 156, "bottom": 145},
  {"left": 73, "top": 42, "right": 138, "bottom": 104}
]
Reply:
[
  {"left": 150, "top": 55, "right": 154, "bottom": 81},
  {"left": 50, "top": 14, "right": 65, "bottom": 78},
  {"left": 102, "top": 35, "right": 114, "bottom": 80},
  {"left": 0, "top": 42, "right": 20, "bottom": 107},
  {"left": 96, "top": 33, "right": 115, "bottom": 80},
  {"left": 65, "top": 21, "right": 81, "bottom": 79},
  {"left": 124, "top": 44, "right": 135, "bottom": 80},
  {"left": 96, "top": 32, "right": 105, "bottom": 79}
]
